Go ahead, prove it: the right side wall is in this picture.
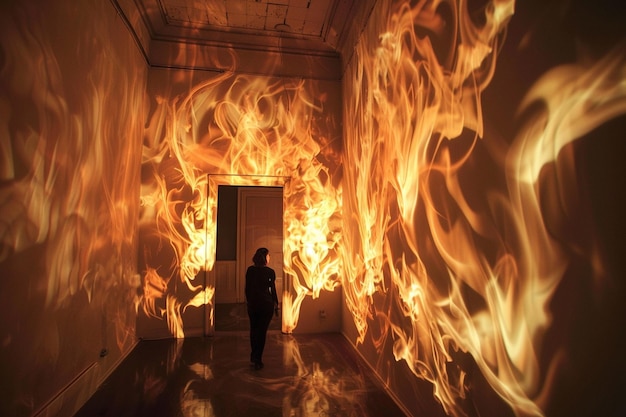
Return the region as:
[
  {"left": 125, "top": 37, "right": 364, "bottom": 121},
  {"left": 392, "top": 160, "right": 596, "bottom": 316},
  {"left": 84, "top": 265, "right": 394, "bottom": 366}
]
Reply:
[{"left": 340, "top": 1, "right": 626, "bottom": 416}]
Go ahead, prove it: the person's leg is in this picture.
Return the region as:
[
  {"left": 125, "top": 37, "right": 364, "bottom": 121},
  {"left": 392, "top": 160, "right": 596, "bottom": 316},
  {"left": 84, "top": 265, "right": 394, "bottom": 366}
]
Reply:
[
  {"left": 255, "top": 307, "right": 274, "bottom": 367},
  {"left": 248, "top": 308, "right": 262, "bottom": 364}
]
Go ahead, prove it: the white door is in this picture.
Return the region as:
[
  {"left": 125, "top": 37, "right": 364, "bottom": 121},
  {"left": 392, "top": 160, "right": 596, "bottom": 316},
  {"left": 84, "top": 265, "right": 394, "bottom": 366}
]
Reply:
[{"left": 237, "top": 187, "right": 283, "bottom": 304}]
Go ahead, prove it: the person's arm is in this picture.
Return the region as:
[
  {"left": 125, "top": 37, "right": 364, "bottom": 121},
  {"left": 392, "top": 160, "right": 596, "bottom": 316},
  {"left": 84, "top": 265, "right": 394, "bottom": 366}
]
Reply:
[
  {"left": 269, "top": 269, "right": 279, "bottom": 315},
  {"left": 244, "top": 266, "right": 252, "bottom": 303}
]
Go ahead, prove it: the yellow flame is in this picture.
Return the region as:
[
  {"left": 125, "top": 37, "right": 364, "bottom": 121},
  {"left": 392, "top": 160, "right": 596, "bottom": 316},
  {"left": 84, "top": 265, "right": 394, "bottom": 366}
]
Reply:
[
  {"left": 342, "top": 0, "right": 625, "bottom": 416},
  {"left": 0, "top": 0, "right": 143, "bottom": 357},
  {"left": 279, "top": 336, "right": 366, "bottom": 415},
  {"left": 140, "top": 73, "right": 342, "bottom": 336},
  {"left": 172, "top": 336, "right": 370, "bottom": 416}
]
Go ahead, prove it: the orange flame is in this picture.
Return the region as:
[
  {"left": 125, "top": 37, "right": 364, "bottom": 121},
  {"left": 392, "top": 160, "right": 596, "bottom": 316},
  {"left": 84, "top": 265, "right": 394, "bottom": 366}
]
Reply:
[
  {"left": 140, "top": 73, "right": 342, "bottom": 335},
  {"left": 342, "top": 0, "right": 624, "bottom": 416},
  {"left": 136, "top": 1, "right": 625, "bottom": 415},
  {"left": 0, "top": 1, "right": 143, "bottom": 356}
]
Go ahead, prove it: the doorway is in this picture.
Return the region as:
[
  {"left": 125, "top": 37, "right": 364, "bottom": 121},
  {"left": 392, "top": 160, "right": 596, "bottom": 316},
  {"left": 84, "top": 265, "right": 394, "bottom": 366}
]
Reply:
[{"left": 214, "top": 186, "right": 283, "bottom": 331}]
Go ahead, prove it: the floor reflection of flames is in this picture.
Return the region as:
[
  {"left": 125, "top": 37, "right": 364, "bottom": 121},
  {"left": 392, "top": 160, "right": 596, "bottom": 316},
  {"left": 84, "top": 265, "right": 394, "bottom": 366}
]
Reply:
[{"left": 75, "top": 333, "right": 409, "bottom": 416}]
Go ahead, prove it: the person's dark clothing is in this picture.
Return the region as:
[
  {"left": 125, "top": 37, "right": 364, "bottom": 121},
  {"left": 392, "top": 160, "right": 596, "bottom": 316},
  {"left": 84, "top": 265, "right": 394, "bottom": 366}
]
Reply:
[{"left": 245, "top": 265, "right": 278, "bottom": 368}]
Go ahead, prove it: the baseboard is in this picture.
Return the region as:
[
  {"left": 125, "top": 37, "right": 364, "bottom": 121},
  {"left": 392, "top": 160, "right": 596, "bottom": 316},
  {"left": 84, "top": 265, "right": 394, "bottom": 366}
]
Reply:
[
  {"left": 339, "top": 332, "right": 415, "bottom": 417},
  {"left": 33, "top": 339, "right": 139, "bottom": 417}
]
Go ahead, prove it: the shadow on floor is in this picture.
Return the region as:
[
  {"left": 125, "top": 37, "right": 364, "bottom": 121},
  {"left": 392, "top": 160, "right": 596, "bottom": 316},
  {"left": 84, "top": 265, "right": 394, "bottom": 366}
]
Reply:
[{"left": 74, "top": 332, "right": 409, "bottom": 417}]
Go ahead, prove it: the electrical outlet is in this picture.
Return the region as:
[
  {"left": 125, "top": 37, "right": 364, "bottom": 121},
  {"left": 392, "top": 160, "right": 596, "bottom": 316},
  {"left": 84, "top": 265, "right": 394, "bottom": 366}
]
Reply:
[{"left": 319, "top": 309, "right": 327, "bottom": 319}]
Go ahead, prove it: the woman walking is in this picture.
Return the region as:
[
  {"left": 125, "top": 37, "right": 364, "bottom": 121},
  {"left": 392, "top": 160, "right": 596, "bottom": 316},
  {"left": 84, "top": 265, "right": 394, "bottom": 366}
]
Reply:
[{"left": 245, "top": 247, "right": 279, "bottom": 369}]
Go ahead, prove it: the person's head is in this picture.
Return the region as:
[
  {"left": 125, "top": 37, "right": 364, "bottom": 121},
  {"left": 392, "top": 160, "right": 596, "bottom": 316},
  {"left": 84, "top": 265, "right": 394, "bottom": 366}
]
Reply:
[{"left": 252, "top": 247, "right": 269, "bottom": 267}]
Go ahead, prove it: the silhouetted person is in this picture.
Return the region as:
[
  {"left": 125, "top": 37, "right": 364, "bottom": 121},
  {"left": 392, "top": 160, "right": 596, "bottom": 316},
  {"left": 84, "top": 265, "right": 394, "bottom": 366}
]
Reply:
[{"left": 245, "top": 247, "right": 279, "bottom": 369}]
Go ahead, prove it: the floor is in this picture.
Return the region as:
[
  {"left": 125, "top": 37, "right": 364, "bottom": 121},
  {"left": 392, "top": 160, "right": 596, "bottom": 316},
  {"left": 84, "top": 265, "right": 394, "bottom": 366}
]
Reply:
[{"left": 74, "top": 305, "right": 409, "bottom": 417}]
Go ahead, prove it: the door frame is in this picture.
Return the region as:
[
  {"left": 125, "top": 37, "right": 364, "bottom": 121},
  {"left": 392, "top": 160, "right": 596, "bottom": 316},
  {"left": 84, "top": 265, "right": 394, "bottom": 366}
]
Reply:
[{"left": 205, "top": 175, "right": 289, "bottom": 336}]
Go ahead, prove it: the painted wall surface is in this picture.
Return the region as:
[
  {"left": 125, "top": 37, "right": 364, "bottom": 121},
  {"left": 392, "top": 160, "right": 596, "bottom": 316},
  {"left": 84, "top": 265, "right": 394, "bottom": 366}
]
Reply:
[
  {"left": 340, "top": 0, "right": 626, "bottom": 416},
  {"left": 0, "top": 0, "right": 146, "bottom": 415},
  {"left": 137, "top": 67, "right": 343, "bottom": 338}
]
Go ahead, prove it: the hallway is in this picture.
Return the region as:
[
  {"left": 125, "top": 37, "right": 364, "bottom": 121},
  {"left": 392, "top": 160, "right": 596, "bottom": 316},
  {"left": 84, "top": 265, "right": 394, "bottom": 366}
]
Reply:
[{"left": 74, "top": 331, "right": 410, "bottom": 417}]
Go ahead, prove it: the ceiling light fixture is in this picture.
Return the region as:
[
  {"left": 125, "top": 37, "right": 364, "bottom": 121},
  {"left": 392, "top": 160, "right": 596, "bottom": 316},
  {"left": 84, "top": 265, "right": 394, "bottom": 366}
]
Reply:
[{"left": 274, "top": 23, "right": 291, "bottom": 32}]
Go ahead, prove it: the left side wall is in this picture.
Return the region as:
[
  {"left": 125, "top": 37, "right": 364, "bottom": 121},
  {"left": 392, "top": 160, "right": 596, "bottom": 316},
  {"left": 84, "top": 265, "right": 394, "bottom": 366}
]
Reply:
[{"left": 0, "top": 1, "right": 146, "bottom": 416}]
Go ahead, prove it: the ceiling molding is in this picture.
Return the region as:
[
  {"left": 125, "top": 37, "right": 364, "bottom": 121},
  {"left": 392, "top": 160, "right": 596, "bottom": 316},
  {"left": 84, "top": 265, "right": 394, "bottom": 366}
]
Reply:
[{"left": 112, "top": 0, "right": 361, "bottom": 80}]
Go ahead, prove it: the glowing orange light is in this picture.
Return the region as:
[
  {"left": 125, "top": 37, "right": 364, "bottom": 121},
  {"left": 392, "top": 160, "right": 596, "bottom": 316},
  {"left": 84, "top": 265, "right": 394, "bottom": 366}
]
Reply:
[
  {"left": 140, "top": 73, "right": 342, "bottom": 336},
  {"left": 341, "top": 0, "right": 625, "bottom": 416}
]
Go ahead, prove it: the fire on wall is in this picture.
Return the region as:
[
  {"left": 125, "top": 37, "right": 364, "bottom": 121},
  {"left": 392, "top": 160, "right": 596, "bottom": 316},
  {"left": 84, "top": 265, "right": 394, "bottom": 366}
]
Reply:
[{"left": 0, "top": 0, "right": 625, "bottom": 416}]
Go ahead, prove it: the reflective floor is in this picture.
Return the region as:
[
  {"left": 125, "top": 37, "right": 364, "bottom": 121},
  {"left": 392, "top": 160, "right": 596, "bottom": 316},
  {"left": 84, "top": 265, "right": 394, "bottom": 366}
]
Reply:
[{"left": 74, "top": 331, "right": 409, "bottom": 417}]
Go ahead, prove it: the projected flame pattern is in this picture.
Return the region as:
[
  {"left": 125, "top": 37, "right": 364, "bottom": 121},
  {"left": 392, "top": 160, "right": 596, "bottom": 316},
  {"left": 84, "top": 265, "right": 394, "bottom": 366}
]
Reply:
[
  {"left": 2, "top": 0, "right": 623, "bottom": 415},
  {"left": 140, "top": 74, "right": 342, "bottom": 335},
  {"left": 342, "top": 0, "right": 625, "bottom": 416},
  {"left": 138, "top": 0, "right": 625, "bottom": 415},
  {"left": 0, "top": 0, "right": 145, "bottom": 414},
  {"left": 0, "top": 4, "right": 143, "bottom": 319}
]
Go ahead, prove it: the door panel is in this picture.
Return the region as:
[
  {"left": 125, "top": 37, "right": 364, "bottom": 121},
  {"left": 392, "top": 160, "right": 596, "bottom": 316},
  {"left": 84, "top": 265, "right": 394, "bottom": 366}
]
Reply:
[{"left": 238, "top": 188, "right": 283, "bottom": 303}]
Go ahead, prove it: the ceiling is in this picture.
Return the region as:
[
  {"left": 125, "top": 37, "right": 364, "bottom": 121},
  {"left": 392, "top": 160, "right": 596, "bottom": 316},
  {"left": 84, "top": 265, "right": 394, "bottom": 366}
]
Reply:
[
  {"left": 117, "top": 0, "right": 366, "bottom": 79},
  {"left": 159, "top": 0, "right": 338, "bottom": 40}
]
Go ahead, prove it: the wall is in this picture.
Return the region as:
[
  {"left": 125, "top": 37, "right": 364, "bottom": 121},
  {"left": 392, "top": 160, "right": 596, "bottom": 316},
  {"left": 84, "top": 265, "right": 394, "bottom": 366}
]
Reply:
[
  {"left": 0, "top": 0, "right": 147, "bottom": 416},
  {"left": 137, "top": 66, "right": 344, "bottom": 338},
  {"left": 340, "top": 0, "right": 626, "bottom": 417}
]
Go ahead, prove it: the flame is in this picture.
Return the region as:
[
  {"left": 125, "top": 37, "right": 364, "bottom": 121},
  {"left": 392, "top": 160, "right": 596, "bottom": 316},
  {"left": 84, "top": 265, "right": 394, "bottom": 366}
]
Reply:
[
  {"left": 342, "top": 0, "right": 625, "bottom": 416},
  {"left": 2, "top": 0, "right": 623, "bottom": 415},
  {"left": 171, "top": 336, "right": 368, "bottom": 416},
  {"left": 0, "top": 2, "right": 147, "bottom": 414},
  {"left": 0, "top": 0, "right": 143, "bottom": 352},
  {"left": 279, "top": 336, "right": 365, "bottom": 415},
  {"left": 140, "top": 73, "right": 342, "bottom": 335}
]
